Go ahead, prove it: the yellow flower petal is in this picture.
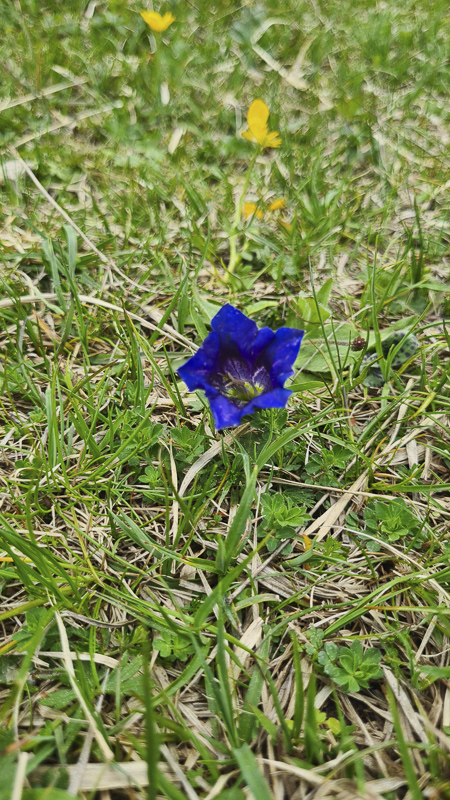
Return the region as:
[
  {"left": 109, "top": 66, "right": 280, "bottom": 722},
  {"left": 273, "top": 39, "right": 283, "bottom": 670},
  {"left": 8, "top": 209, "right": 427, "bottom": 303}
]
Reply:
[
  {"left": 140, "top": 10, "right": 175, "bottom": 32},
  {"left": 241, "top": 129, "right": 257, "bottom": 143},
  {"left": 259, "top": 130, "right": 282, "bottom": 148},
  {"left": 243, "top": 202, "right": 263, "bottom": 219},
  {"left": 242, "top": 99, "right": 282, "bottom": 148},
  {"left": 268, "top": 198, "right": 286, "bottom": 211},
  {"left": 247, "top": 99, "right": 270, "bottom": 140}
]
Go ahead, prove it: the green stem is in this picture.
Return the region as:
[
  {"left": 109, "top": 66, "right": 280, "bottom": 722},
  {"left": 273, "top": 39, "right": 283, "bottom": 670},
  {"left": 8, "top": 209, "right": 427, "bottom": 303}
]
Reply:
[
  {"left": 225, "top": 145, "right": 261, "bottom": 279},
  {"left": 234, "top": 145, "right": 260, "bottom": 227},
  {"left": 152, "top": 39, "right": 160, "bottom": 107}
]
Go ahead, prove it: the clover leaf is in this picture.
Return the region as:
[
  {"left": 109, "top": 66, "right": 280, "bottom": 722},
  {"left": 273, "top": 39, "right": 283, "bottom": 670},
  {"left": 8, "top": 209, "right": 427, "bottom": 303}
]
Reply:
[{"left": 153, "top": 630, "right": 195, "bottom": 663}]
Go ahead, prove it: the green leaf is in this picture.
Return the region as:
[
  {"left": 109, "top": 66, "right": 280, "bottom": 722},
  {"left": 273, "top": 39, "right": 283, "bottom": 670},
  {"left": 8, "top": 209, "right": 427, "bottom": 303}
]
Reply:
[
  {"left": 239, "top": 637, "right": 271, "bottom": 743},
  {"left": 215, "top": 789, "right": 246, "bottom": 800},
  {"left": 153, "top": 639, "right": 172, "bottom": 658},
  {"left": 349, "top": 640, "right": 364, "bottom": 659},
  {"left": 339, "top": 652, "right": 356, "bottom": 674},
  {"left": 316, "top": 278, "right": 333, "bottom": 307},
  {"left": 63, "top": 225, "right": 77, "bottom": 277},
  {"left": 290, "top": 378, "right": 327, "bottom": 392},
  {"left": 245, "top": 300, "right": 279, "bottom": 314},
  {"left": 386, "top": 684, "right": 423, "bottom": 800},
  {"left": 224, "top": 468, "right": 258, "bottom": 569},
  {"left": 297, "top": 294, "right": 331, "bottom": 326},
  {"left": 295, "top": 342, "right": 358, "bottom": 374},
  {"left": 363, "top": 649, "right": 383, "bottom": 666},
  {"left": 39, "top": 688, "right": 77, "bottom": 710},
  {"left": 346, "top": 676, "right": 360, "bottom": 692},
  {"left": 246, "top": 704, "right": 278, "bottom": 740},
  {"left": 327, "top": 717, "right": 341, "bottom": 735},
  {"left": 304, "top": 672, "right": 323, "bottom": 764},
  {"left": 291, "top": 634, "right": 304, "bottom": 739},
  {"left": 232, "top": 743, "right": 274, "bottom": 800},
  {"left": 0, "top": 754, "right": 18, "bottom": 800},
  {"left": 22, "top": 789, "right": 77, "bottom": 800},
  {"left": 324, "top": 642, "right": 339, "bottom": 661}
]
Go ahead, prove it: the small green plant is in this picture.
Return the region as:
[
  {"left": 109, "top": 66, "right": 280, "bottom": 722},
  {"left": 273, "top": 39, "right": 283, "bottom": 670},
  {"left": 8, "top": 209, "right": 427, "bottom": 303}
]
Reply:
[
  {"left": 139, "top": 464, "right": 161, "bottom": 486},
  {"left": 318, "top": 640, "right": 383, "bottom": 692},
  {"left": 153, "top": 630, "right": 195, "bottom": 663},
  {"left": 304, "top": 627, "right": 325, "bottom": 657},
  {"left": 345, "top": 509, "right": 381, "bottom": 552},
  {"left": 319, "top": 537, "right": 348, "bottom": 561},
  {"left": 315, "top": 709, "right": 341, "bottom": 736},
  {"left": 258, "top": 493, "right": 311, "bottom": 554},
  {"left": 118, "top": 413, "right": 163, "bottom": 463},
  {"left": 15, "top": 455, "right": 45, "bottom": 487},
  {"left": 364, "top": 498, "right": 425, "bottom": 545},
  {"left": 285, "top": 708, "right": 341, "bottom": 740},
  {"left": 171, "top": 426, "right": 204, "bottom": 466},
  {"left": 304, "top": 445, "right": 354, "bottom": 483},
  {"left": 138, "top": 464, "right": 166, "bottom": 501}
]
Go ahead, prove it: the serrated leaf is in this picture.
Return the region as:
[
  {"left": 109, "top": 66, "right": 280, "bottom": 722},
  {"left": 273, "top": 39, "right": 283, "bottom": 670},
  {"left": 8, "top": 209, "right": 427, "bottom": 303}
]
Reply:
[
  {"left": 40, "top": 688, "right": 77, "bottom": 710},
  {"left": 349, "top": 640, "right": 364, "bottom": 658},
  {"left": 105, "top": 657, "right": 141, "bottom": 692}
]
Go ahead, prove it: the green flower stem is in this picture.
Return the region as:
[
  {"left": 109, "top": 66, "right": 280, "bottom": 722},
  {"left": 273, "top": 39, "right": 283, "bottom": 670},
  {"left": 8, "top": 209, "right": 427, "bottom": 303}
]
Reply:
[
  {"left": 225, "top": 145, "right": 261, "bottom": 279},
  {"left": 151, "top": 38, "right": 161, "bottom": 107},
  {"left": 234, "top": 145, "right": 260, "bottom": 227}
]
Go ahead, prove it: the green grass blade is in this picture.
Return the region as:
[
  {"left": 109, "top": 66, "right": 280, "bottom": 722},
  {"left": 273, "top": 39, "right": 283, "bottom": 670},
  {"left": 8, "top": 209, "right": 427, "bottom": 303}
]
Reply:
[
  {"left": 232, "top": 743, "right": 273, "bottom": 800},
  {"left": 385, "top": 683, "right": 423, "bottom": 800}
]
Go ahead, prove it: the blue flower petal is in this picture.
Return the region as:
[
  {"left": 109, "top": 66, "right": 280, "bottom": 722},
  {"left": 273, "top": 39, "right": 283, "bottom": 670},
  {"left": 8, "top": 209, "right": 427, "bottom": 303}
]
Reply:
[
  {"left": 246, "top": 388, "right": 292, "bottom": 411},
  {"left": 177, "top": 332, "right": 220, "bottom": 391},
  {"left": 251, "top": 327, "right": 275, "bottom": 360},
  {"left": 212, "top": 388, "right": 292, "bottom": 430},
  {"left": 211, "top": 304, "right": 258, "bottom": 359},
  {"left": 208, "top": 394, "right": 246, "bottom": 429},
  {"left": 260, "top": 328, "right": 304, "bottom": 387}
]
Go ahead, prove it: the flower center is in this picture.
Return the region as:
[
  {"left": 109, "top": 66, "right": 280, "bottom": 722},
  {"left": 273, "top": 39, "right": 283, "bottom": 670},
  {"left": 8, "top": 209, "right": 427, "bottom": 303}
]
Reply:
[{"left": 223, "top": 372, "right": 265, "bottom": 401}]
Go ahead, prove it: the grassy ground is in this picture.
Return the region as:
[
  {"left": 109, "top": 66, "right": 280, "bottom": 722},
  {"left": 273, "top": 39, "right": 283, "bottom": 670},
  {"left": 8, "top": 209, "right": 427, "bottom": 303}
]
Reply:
[{"left": 1, "top": 0, "right": 450, "bottom": 797}]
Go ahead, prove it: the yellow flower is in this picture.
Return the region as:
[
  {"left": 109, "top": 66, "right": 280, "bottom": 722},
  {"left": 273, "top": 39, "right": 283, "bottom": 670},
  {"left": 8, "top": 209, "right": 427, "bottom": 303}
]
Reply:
[
  {"left": 243, "top": 202, "right": 264, "bottom": 219},
  {"left": 241, "top": 99, "right": 282, "bottom": 149},
  {"left": 268, "top": 197, "right": 286, "bottom": 211},
  {"left": 140, "top": 10, "right": 175, "bottom": 32}
]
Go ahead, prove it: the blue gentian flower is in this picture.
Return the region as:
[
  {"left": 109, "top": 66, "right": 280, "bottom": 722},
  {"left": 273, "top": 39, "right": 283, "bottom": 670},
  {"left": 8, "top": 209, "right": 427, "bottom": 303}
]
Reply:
[{"left": 177, "top": 304, "right": 304, "bottom": 430}]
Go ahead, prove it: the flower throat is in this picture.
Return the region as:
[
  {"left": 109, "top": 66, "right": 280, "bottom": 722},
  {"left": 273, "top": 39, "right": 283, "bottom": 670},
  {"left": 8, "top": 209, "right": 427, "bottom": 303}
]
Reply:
[{"left": 223, "top": 372, "right": 265, "bottom": 401}]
